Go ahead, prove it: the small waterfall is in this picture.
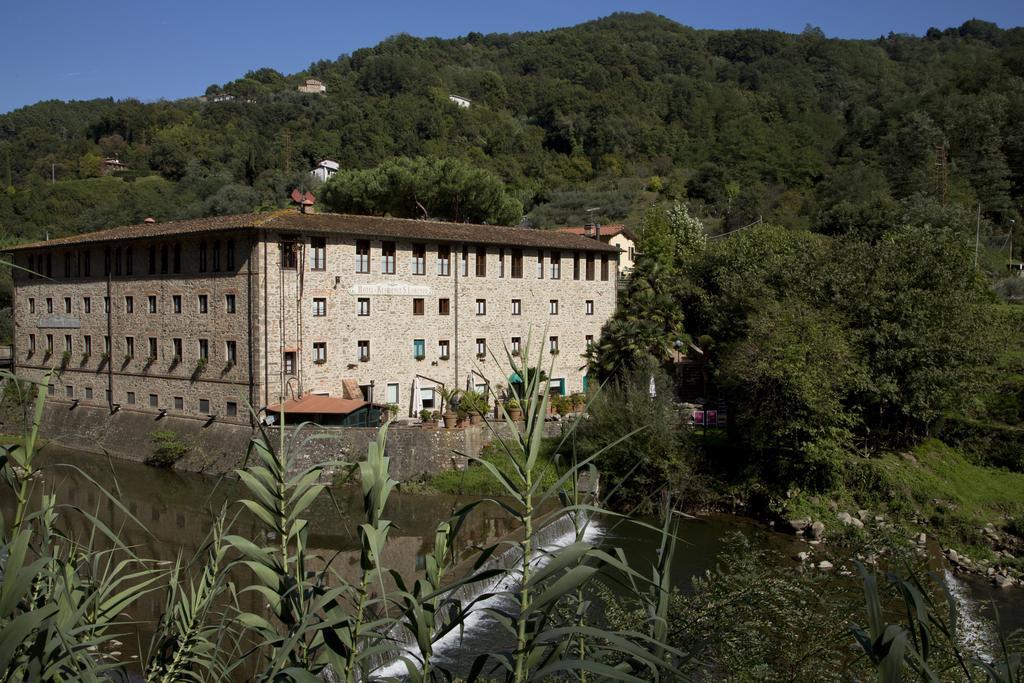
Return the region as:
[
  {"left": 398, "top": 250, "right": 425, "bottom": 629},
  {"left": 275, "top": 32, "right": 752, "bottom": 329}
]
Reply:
[
  {"left": 369, "top": 512, "right": 603, "bottom": 680},
  {"left": 943, "top": 568, "right": 993, "bottom": 659}
]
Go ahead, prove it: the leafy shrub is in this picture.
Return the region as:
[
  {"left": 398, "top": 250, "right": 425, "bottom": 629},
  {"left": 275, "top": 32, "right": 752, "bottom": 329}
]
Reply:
[{"left": 146, "top": 429, "right": 189, "bottom": 467}]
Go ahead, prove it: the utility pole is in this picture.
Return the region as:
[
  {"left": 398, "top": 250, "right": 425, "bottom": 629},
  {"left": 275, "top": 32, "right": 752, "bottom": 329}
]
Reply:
[{"left": 974, "top": 203, "right": 981, "bottom": 269}]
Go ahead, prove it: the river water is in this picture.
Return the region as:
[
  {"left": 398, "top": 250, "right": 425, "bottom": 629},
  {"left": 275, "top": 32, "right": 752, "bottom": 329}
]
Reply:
[{"left": 4, "top": 444, "right": 1021, "bottom": 677}]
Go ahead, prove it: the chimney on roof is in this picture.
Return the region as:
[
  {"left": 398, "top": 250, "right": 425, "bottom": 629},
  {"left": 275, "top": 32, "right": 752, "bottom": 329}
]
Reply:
[
  {"left": 584, "top": 223, "right": 595, "bottom": 238},
  {"left": 144, "top": 217, "right": 156, "bottom": 224}
]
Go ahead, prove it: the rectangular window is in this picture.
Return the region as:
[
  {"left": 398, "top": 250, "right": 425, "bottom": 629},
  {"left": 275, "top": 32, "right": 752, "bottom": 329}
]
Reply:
[
  {"left": 46, "top": 334, "right": 53, "bottom": 352},
  {"left": 381, "top": 241, "right": 396, "bottom": 274},
  {"left": 310, "top": 237, "right": 326, "bottom": 270},
  {"left": 149, "top": 393, "right": 158, "bottom": 408},
  {"left": 148, "top": 337, "right": 158, "bottom": 359},
  {"left": 550, "top": 336, "right": 559, "bottom": 353},
  {"left": 586, "top": 254, "right": 595, "bottom": 281},
  {"left": 66, "top": 385, "right": 74, "bottom": 399},
  {"left": 199, "top": 398, "right": 210, "bottom": 414},
  {"left": 476, "top": 299, "right": 486, "bottom": 315},
  {"left": 125, "top": 246, "right": 133, "bottom": 275},
  {"left": 499, "top": 248, "right": 506, "bottom": 278},
  {"left": 114, "top": 248, "right": 122, "bottom": 276},
  {"left": 438, "top": 339, "right": 450, "bottom": 359},
  {"left": 148, "top": 295, "right": 157, "bottom": 313},
  {"left": 149, "top": 245, "right": 157, "bottom": 274},
  {"left": 199, "top": 242, "right": 208, "bottom": 272},
  {"left": 313, "top": 297, "right": 327, "bottom": 316},
  {"left": 411, "top": 243, "right": 426, "bottom": 275},
  {"left": 438, "top": 298, "right": 450, "bottom": 315},
  {"left": 225, "top": 294, "right": 236, "bottom": 313},
  {"left": 64, "top": 334, "right": 72, "bottom": 352},
  {"left": 461, "top": 246, "right": 469, "bottom": 277},
  {"left": 64, "top": 253, "right": 72, "bottom": 278},
  {"left": 511, "top": 249, "right": 523, "bottom": 278},
  {"left": 475, "top": 246, "right": 487, "bottom": 277},
  {"left": 420, "top": 387, "right": 436, "bottom": 410},
  {"left": 313, "top": 342, "right": 327, "bottom": 364},
  {"left": 211, "top": 241, "right": 220, "bottom": 271},
  {"left": 28, "top": 298, "right": 35, "bottom": 314},
  {"left": 45, "top": 253, "right": 52, "bottom": 278},
  {"left": 173, "top": 295, "right": 181, "bottom": 314},
  {"left": 357, "top": 340, "right": 370, "bottom": 362},
  {"left": 172, "top": 338, "right": 182, "bottom": 360},
  {"left": 437, "top": 245, "right": 451, "bottom": 276},
  {"left": 28, "top": 334, "right": 35, "bottom": 354},
  {"left": 550, "top": 299, "right": 559, "bottom": 315},
  {"left": 586, "top": 300, "right": 594, "bottom": 315},
  {"left": 601, "top": 254, "right": 610, "bottom": 281},
  {"left": 413, "top": 338, "right": 425, "bottom": 359},
  {"left": 127, "top": 391, "right": 136, "bottom": 405},
  {"left": 226, "top": 240, "right": 235, "bottom": 270},
  {"left": 81, "top": 250, "right": 90, "bottom": 277},
  {"left": 225, "top": 340, "right": 236, "bottom": 364},
  {"left": 160, "top": 244, "right": 169, "bottom": 274},
  {"left": 226, "top": 401, "right": 237, "bottom": 417},
  {"left": 85, "top": 387, "right": 93, "bottom": 400},
  {"left": 280, "top": 242, "right": 297, "bottom": 269},
  {"left": 386, "top": 383, "right": 399, "bottom": 405},
  {"left": 103, "top": 335, "right": 110, "bottom": 354},
  {"left": 283, "top": 351, "right": 295, "bottom": 374},
  {"left": 174, "top": 396, "right": 184, "bottom": 411},
  {"left": 125, "top": 295, "right": 133, "bottom": 313},
  {"left": 198, "top": 294, "right": 208, "bottom": 314},
  {"left": 103, "top": 296, "right": 109, "bottom": 313},
  {"left": 198, "top": 338, "right": 209, "bottom": 360},
  {"left": 356, "top": 240, "right": 370, "bottom": 273},
  {"left": 173, "top": 243, "right": 181, "bottom": 273},
  {"left": 586, "top": 334, "right": 594, "bottom": 348},
  {"left": 125, "top": 336, "right": 134, "bottom": 358},
  {"left": 84, "top": 297, "right": 91, "bottom": 314},
  {"left": 476, "top": 338, "right": 486, "bottom": 357},
  {"left": 64, "top": 297, "right": 71, "bottom": 314},
  {"left": 103, "top": 249, "right": 111, "bottom": 276},
  {"left": 550, "top": 253, "right": 561, "bottom": 279},
  {"left": 46, "top": 298, "right": 53, "bottom": 314},
  {"left": 536, "top": 251, "right": 544, "bottom": 279},
  {"left": 357, "top": 298, "right": 370, "bottom": 316},
  {"left": 511, "top": 336, "right": 521, "bottom": 354},
  {"left": 84, "top": 335, "right": 92, "bottom": 355},
  {"left": 413, "top": 298, "right": 425, "bottom": 316},
  {"left": 512, "top": 299, "right": 521, "bottom": 316}
]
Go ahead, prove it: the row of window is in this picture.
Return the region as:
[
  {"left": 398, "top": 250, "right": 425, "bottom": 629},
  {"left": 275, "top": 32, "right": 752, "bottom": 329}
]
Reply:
[
  {"left": 47, "top": 383, "right": 240, "bottom": 417},
  {"left": 26, "top": 333, "right": 238, "bottom": 366},
  {"left": 27, "top": 293, "right": 238, "bottom": 316},
  {"left": 284, "top": 334, "right": 594, "bottom": 370},
  {"left": 25, "top": 240, "right": 237, "bottom": 279},
  {"left": 311, "top": 296, "right": 595, "bottom": 318},
  {"left": 290, "top": 240, "right": 614, "bottom": 281}
]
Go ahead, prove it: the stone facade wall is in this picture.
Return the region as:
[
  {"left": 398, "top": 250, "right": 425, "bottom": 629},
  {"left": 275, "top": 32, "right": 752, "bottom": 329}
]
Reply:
[
  {"left": 260, "top": 233, "right": 616, "bottom": 415},
  {"left": 10, "top": 237, "right": 261, "bottom": 424}
]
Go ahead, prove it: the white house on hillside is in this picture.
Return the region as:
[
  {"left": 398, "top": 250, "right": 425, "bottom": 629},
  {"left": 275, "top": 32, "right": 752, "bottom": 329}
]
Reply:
[
  {"left": 310, "top": 159, "right": 340, "bottom": 183},
  {"left": 298, "top": 78, "right": 327, "bottom": 94},
  {"left": 448, "top": 94, "right": 471, "bottom": 108}
]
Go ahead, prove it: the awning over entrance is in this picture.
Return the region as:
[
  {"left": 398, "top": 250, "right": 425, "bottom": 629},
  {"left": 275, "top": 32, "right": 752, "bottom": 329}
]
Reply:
[{"left": 267, "top": 394, "right": 383, "bottom": 427}]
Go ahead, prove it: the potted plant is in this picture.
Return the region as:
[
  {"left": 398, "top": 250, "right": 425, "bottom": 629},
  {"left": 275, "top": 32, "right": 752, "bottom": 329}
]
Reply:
[
  {"left": 554, "top": 395, "right": 571, "bottom": 418},
  {"left": 461, "top": 390, "right": 489, "bottom": 425},
  {"left": 414, "top": 352, "right": 426, "bottom": 361},
  {"left": 419, "top": 408, "right": 434, "bottom": 427},
  {"left": 506, "top": 398, "right": 522, "bottom": 422},
  {"left": 456, "top": 409, "right": 469, "bottom": 428},
  {"left": 570, "top": 392, "right": 586, "bottom": 414},
  {"left": 194, "top": 357, "right": 208, "bottom": 374},
  {"left": 385, "top": 403, "right": 399, "bottom": 420},
  {"left": 439, "top": 387, "right": 461, "bottom": 429},
  {"left": 80, "top": 352, "right": 90, "bottom": 365},
  {"left": 60, "top": 351, "right": 71, "bottom": 368},
  {"left": 431, "top": 409, "right": 441, "bottom": 424},
  {"left": 99, "top": 352, "right": 110, "bottom": 367}
]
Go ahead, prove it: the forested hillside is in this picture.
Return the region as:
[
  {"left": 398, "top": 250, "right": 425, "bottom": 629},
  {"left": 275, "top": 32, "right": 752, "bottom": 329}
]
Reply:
[{"left": 1, "top": 12, "right": 1022, "bottom": 244}]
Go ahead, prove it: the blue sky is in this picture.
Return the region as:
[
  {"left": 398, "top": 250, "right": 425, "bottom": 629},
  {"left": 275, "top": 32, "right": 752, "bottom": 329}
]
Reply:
[{"left": 2, "top": 0, "right": 1022, "bottom": 114}]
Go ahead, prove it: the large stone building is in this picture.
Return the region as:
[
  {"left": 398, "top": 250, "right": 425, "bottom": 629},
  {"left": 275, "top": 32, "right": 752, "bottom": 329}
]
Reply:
[
  {"left": 555, "top": 224, "right": 636, "bottom": 275},
  {"left": 4, "top": 211, "right": 618, "bottom": 424}
]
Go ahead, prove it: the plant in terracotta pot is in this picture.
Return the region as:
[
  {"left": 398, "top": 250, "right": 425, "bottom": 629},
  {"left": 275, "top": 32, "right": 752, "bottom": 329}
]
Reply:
[
  {"left": 456, "top": 409, "right": 469, "bottom": 428},
  {"left": 461, "top": 390, "right": 489, "bottom": 425},
  {"left": 439, "top": 386, "right": 461, "bottom": 429},
  {"left": 506, "top": 398, "right": 522, "bottom": 421},
  {"left": 419, "top": 408, "right": 433, "bottom": 427}
]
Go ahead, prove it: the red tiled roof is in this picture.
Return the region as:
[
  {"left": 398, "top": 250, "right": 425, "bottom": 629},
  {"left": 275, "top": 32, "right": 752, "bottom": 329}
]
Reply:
[
  {"left": 555, "top": 224, "right": 636, "bottom": 240},
  {"left": 4, "top": 210, "right": 620, "bottom": 253},
  {"left": 268, "top": 395, "right": 369, "bottom": 415}
]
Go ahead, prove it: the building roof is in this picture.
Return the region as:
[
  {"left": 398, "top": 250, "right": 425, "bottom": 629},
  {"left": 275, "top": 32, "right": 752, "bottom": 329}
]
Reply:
[
  {"left": 3, "top": 211, "right": 620, "bottom": 253},
  {"left": 316, "top": 159, "right": 340, "bottom": 171},
  {"left": 267, "top": 395, "right": 370, "bottom": 415},
  {"left": 555, "top": 224, "right": 637, "bottom": 241}
]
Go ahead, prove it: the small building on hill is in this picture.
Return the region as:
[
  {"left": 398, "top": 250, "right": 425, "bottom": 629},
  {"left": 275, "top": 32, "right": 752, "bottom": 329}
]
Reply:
[
  {"left": 448, "top": 95, "right": 471, "bottom": 108},
  {"left": 555, "top": 224, "right": 636, "bottom": 275},
  {"left": 298, "top": 78, "right": 326, "bottom": 94},
  {"left": 310, "top": 159, "right": 340, "bottom": 183}
]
